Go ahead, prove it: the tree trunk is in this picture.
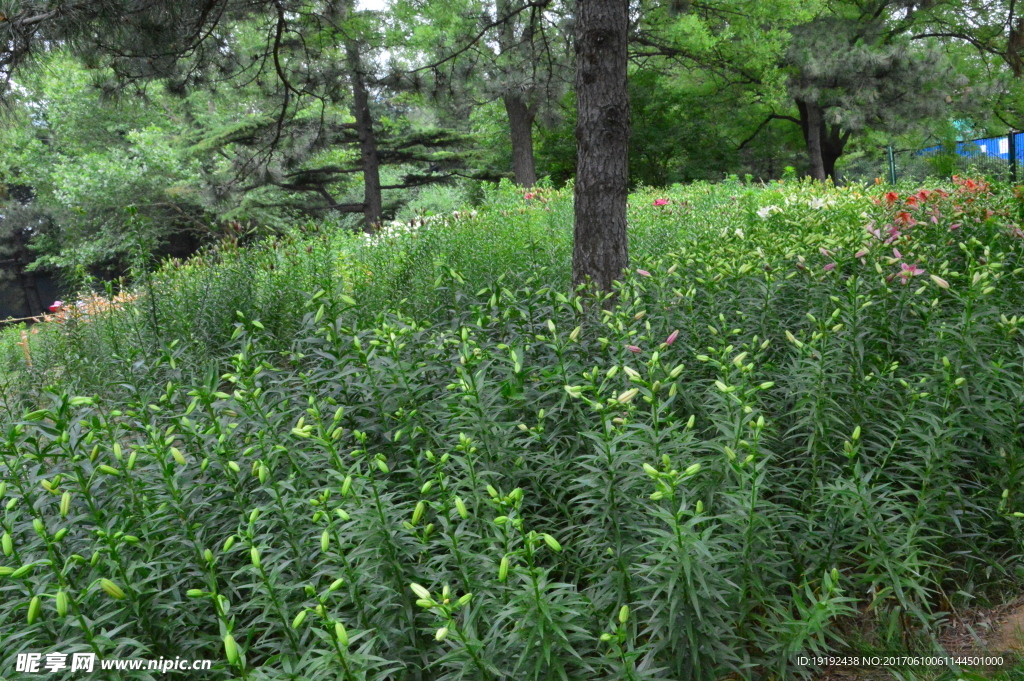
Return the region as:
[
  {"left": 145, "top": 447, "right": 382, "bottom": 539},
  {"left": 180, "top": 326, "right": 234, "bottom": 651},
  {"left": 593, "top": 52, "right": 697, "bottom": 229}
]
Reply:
[
  {"left": 345, "top": 45, "right": 383, "bottom": 232},
  {"left": 18, "top": 268, "right": 43, "bottom": 317},
  {"left": 798, "top": 99, "right": 827, "bottom": 181},
  {"left": 503, "top": 92, "right": 538, "bottom": 187},
  {"left": 573, "top": 0, "right": 630, "bottom": 294},
  {"left": 822, "top": 124, "right": 851, "bottom": 182}
]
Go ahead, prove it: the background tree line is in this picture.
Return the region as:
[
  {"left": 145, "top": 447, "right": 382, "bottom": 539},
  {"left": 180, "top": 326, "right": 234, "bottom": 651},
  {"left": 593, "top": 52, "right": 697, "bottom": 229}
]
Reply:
[{"left": 1, "top": 0, "right": 1023, "bottom": 310}]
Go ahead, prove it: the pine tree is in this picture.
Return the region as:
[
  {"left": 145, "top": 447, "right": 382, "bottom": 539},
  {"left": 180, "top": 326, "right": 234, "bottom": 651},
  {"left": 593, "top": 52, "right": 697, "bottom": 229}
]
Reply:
[{"left": 573, "top": 0, "right": 630, "bottom": 292}]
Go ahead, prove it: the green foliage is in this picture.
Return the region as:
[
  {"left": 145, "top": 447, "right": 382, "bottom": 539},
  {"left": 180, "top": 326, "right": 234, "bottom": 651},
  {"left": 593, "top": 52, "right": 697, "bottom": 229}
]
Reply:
[{"left": 2, "top": 179, "right": 1024, "bottom": 678}]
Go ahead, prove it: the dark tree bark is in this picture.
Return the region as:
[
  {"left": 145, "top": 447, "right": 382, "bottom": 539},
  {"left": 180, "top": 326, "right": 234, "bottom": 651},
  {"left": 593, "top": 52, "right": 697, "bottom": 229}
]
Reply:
[
  {"left": 796, "top": 99, "right": 850, "bottom": 182},
  {"left": 573, "top": 0, "right": 630, "bottom": 293},
  {"left": 822, "top": 124, "right": 851, "bottom": 181},
  {"left": 18, "top": 267, "right": 43, "bottom": 317},
  {"left": 797, "top": 99, "right": 827, "bottom": 181},
  {"left": 345, "top": 44, "right": 383, "bottom": 232},
  {"left": 503, "top": 92, "right": 538, "bottom": 187}
]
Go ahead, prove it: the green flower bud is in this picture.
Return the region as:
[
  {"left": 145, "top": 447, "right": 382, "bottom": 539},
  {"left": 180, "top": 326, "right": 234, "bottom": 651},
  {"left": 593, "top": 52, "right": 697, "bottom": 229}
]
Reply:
[
  {"left": 223, "top": 635, "right": 239, "bottom": 665},
  {"left": 412, "top": 501, "right": 426, "bottom": 526},
  {"left": 336, "top": 622, "right": 349, "bottom": 646},
  {"left": 27, "top": 595, "right": 41, "bottom": 624},
  {"left": 100, "top": 579, "right": 126, "bottom": 599}
]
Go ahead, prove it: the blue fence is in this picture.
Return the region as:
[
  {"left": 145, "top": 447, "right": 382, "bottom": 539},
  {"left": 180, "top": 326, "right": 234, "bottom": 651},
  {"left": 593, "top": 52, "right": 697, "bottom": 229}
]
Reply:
[
  {"left": 919, "top": 132, "right": 1023, "bottom": 164},
  {"left": 888, "top": 131, "right": 1022, "bottom": 183}
]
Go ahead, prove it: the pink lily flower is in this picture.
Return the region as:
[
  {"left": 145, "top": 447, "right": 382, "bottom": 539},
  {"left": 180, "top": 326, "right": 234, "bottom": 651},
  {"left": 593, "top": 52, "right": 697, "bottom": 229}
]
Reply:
[
  {"left": 653, "top": 198, "right": 669, "bottom": 206},
  {"left": 898, "top": 263, "right": 925, "bottom": 283},
  {"left": 819, "top": 247, "right": 833, "bottom": 257},
  {"left": 665, "top": 330, "right": 679, "bottom": 346},
  {"left": 824, "top": 262, "right": 837, "bottom": 272},
  {"left": 627, "top": 345, "right": 642, "bottom": 353},
  {"left": 636, "top": 269, "right": 651, "bottom": 277},
  {"left": 892, "top": 248, "right": 902, "bottom": 259},
  {"left": 855, "top": 249, "right": 869, "bottom": 259},
  {"left": 949, "top": 223, "right": 961, "bottom": 231}
]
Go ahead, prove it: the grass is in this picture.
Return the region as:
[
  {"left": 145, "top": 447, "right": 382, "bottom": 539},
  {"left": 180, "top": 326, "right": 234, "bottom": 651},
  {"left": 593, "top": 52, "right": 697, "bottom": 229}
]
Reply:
[{"left": 2, "top": 177, "right": 1024, "bottom": 680}]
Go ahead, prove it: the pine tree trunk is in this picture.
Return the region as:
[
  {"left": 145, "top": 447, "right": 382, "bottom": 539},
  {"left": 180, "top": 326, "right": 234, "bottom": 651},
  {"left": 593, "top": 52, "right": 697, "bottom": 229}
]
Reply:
[
  {"left": 573, "top": 0, "right": 630, "bottom": 294},
  {"left": 503, "top": 93, "right": 538, "bottom": 187},
  {"left": 346, "top": 45, "right": 383, "bottom": 232},
  {"left": 822, "top": 125, "right": 851, "bottom": 182},
  {"left": 18, "top": 268, "right": 43, "bottom": 317},
  {"left": 798, "top": 99, "right": 827, "bottom": 181}
]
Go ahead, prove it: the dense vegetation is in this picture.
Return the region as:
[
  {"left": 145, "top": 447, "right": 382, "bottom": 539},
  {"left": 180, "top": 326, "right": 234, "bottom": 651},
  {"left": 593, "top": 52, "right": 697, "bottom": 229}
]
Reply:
[{"left": 3, "top": 178, "right": 1024, "bottom": 679}]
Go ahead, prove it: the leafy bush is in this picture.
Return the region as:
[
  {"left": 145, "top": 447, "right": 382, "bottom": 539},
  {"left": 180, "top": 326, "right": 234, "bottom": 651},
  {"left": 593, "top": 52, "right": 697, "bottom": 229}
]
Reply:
[{"left": 2, "top": 178, "right": 1024, "bottom": 680}]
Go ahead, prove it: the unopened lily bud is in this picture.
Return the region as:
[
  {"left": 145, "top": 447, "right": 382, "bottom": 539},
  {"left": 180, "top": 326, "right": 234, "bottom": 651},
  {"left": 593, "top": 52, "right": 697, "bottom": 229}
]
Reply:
[
  {"left": 852, "top": 426, "right": 861, "bottom": 441},
  {"left": 410, "top": 583, "right": 431, "bottom": 600},
  {"left": 498, "top": 556, "right": 510, "bottom": 582},
  {"left": 292, "top": 610, "right": 307, "bottom": 629},
  {"left": 100, "top": 579, "right": 126, "bottom": 599},
  {"left": 27, "top": 595, "right": 41, "bottom": 624},
  {"left": 542, "top": 534, "right": 562, "bottom": 552},
  {"left": 223, "top": 635, "right": 239, "bottom": 665},
  {"left": 617, "top": 388, "right": 639, "bottom": 404},
  {"left": 56, "top": 590, "right": 68, "bottom": 617},
  {"left": 454, "top": 496, "right": 469, "bottom": 519},
  {"left": 435, "top": 627, "right": 449, "bottom": 641},
  {"left": 321, "top": 530, "right": 330, "bottom": 553},
  {"left": 330, "top": 578, "right": 344, "bottom": 592},
  {"left": 341, "top": 476, "right": 353, "bottom": 496},
  {"left": 187, "top": 589, "right": 204, "bottom": 597},
  {"left": 412, "top": 502, "right": 426, "bottom": 526},
  {"left": 684, "top": 463, "right": 701, "bottom": 476},
  {"left": 171, "top": 447, "right": 186, "bottom": 465},
  {"left": 619, "top": 605, "right": 630, "bottom": 624},
  {"left": 250, "top": 546, "right": 261, "bottom": 569}
]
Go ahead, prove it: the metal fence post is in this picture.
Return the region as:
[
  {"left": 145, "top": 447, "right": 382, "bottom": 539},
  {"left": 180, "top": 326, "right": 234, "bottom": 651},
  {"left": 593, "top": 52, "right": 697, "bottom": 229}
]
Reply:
[
  {"left": 1009, "top": 131, "right": 1018, "bottom": 183},
  {"left": 887, "top": 145, "right": 897, "bottom": 184}
]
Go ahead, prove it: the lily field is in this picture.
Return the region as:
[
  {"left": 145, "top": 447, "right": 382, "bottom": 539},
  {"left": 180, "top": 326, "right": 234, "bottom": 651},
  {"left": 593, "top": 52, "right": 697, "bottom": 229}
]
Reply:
[{"left": 2, "top": 178, "right": 1024, "bottom": 680}]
